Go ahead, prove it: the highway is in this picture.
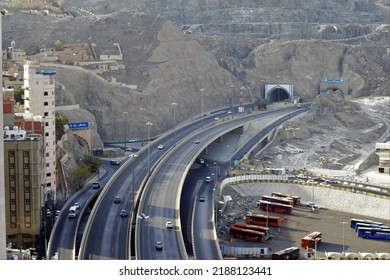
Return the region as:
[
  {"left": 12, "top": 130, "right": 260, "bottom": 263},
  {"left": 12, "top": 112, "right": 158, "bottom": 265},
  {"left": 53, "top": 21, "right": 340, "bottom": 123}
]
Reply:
[{"left": 137, "top": 107, "right": 307, "bottom": 259}]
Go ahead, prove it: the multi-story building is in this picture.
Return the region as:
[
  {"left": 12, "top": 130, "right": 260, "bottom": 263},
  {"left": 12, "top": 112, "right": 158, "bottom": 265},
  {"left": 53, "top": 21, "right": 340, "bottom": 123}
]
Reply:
[
  {"left": 23, "top": 61, "right": 57, "bottom": 201},
  {"left": 375, "top": 142, "right": 390, "bottom": 174},
  {"left": 3, "top": 127, "right": 44, "bottom": 249}
]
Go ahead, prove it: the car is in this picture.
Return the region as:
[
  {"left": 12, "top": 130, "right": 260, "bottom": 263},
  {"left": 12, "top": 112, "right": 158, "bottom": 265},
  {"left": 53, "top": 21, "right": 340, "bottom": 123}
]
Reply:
[
  {"left": 166, "top": 221, "right": 173, "bottom": 229},
  {"left": 73, "top": 203, "right": 80, "bottom": 210},
  {"left": 125, "top": 147, "right": 133, "bottom": 151},
  {"left": 92, "top": 182, "right": 100, "bottom": 189},
  {"left": 46, "top": 211, "right": 52, "bottom": 218},
  {"left": 307, "top": 202, "right": 319, "bottom": 209},
  {"left": 155, "top": 241, "right": 163, "bottom": 250},
  {"left": 214, "top": 117, "right": 220, "bottom": 120},
  {"left": 120, "top": 210, "right": 128, "bottom": 217},
  {"left": 196, "top": 158, "right": 205, "bottom": 164},
  {"left": 326, "top": 179, "right": 338, "bottom": 184},
  {"left": 114, "top": 196, "right": 121, "bottom": 204},
  {"left": 128, "top": 138, "right": 137, "bottom": 143},
  {"left": 110, "top": 160, "right": 120, "bottom": 166},
  {"left": 199, "top": 196, "right": 205, "bottom": 202},
  {"left": 205, "top": 176, "right": 211, "bottom": 183},
  {"left": 158, "top": 144, "right": 164, "bottom": 150},
  {"left": 227, "top": 111, "right": 232, "bottom": 114},
  {"left": 55, "top": 210, "right": 61, "bottom": 216},
  {"left": 194, "top": 139, "right": 200, "bottom": 144}
]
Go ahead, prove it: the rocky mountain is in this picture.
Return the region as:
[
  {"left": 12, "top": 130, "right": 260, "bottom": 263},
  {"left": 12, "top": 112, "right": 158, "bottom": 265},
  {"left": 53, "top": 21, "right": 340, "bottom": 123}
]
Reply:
[{"left": 2, "top": 0, "right": 389, "bottom": 145}]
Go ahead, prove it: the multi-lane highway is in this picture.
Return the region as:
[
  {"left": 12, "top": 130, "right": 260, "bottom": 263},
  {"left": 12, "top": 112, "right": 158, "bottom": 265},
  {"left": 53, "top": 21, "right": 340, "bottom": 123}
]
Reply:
[{"left": 49, "top": 105, "right": 307, "bottom": 260}]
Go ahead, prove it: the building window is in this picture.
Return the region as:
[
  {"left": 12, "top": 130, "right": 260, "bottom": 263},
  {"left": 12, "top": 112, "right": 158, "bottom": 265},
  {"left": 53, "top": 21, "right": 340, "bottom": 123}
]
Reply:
[
  {"left": 45, "top": 132, "right": 49, "bottom": 137},
  {"left": 44, "top": 112, "right": 49, "bottom": 117},
  {"left": 46, "top": 172, "right": 51, "bottom": 177},
  {"left": 46, "top": 163, "right": 50, "bottom": 167},
  {"left": 45, "top": 122, "right": 49, "bottom": 127},
  {"left": 44, "top": 91, "right": 48, "bottom": 96},
  {"left": 44, "top": 101, "right": 48, "bottom": 106}
]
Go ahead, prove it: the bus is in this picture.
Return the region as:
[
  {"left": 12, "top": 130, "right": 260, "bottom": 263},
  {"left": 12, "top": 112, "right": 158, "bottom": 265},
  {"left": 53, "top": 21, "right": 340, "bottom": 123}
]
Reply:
[
  {"left": 229, "top": 226, "right": 266, "bottom": 242},
  {"left": 271, "top": 247, "right": 300, "bottom": 260},
  {"left": 349, "top": 218, "right": 383, "bottom": 229},
  {"left": 261, "top": 195, "right": 294, "bottom": 206},
  {"left": 354, "top": 223, "right": 390, "bottom": 232},
  {"left": 233, "top": 223, "right": 269, "bottom": 239},
  {"left": 245, "top": 213, "right": 281, "bottom": 227},
  {"left": 271, "top": 192, "right": 301, "bottom": 205},
  {"left": 301, "top": 232, "right": 322, "bottom": 248},
  {"left": 357, "top": 227, "right": 390, "bottom": 240},
  {"left": 258, "top": 200, "right": 293, "bottom": 214}
]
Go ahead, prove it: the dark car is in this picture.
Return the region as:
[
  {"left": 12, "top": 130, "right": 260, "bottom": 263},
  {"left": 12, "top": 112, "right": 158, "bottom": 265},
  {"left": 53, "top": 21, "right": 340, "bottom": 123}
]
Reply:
[
  {"left": 110, "top": 160, "right": 120, "bottom": 166},
  {"left": 92, "top": 182, "right": 100, "bottom": 189},
  {"left": 155, "top": 241, "right": 163, "bottom": 250},
  {"left": 114, "top": 196, "right": 121, "bottom": 204},
  {"left": 120, "top": 210, "right": 128, "bottom": 217}
]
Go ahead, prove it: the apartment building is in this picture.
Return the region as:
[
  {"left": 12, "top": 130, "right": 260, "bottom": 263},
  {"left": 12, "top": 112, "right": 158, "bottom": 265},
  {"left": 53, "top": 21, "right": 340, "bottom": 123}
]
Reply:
[
  {"left": 3, "top": 128, "right": 44, "bottom": 249},
  {"left": 375, "top": 142, "right": 390, "bottom": 174},
  {"left": 23, "top": 61, "right": 57, "bottom": 201}
]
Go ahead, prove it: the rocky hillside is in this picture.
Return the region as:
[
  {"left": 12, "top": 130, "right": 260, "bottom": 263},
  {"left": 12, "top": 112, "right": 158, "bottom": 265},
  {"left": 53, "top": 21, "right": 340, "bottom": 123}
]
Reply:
[{"left": 2, "top": 0, "right": 389, "bottom": 143}]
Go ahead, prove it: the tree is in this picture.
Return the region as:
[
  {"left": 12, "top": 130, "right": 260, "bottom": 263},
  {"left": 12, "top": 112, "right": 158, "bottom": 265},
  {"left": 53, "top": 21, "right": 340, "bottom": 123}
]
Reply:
[
  {"left": 70, "top": 164, "right": 91, "bottom": 191},
  {"left": 14, "top": 88, "right": 24, "bottom": 105},
  {"left": 256, "top": 98, "right": 268, "bottom": 110},
  {"left": 54, "top": 40, "right": 63, "bottom": 51},
  {"left": 83, "top": 154, "right": 101, "bottom": 173},
  {"left": 55, "top": 113, "right": 68, "bottom": 141}
]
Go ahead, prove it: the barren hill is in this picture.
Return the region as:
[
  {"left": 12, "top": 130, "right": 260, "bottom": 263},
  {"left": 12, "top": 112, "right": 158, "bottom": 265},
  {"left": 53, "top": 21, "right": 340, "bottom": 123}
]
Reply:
[{"left": 2, "top": 0, "right": 389, "bottom": 148}]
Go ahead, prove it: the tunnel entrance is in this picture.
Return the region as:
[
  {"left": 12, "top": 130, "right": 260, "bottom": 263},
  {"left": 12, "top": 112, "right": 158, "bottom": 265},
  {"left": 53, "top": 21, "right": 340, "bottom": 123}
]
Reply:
[{"left": 268, "top": 87, "right": 290, "bottom": 102}]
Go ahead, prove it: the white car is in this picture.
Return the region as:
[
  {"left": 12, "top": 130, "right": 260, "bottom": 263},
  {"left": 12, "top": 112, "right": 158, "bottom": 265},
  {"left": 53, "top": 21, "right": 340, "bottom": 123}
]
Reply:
[
  {"left": 307, "top": 202, "right": 319, "bottom": 209},
  {"left": 166, "top": 221, "right": 173, "bottom": 229},
  {"left": 205, "top": 176, "right": 211, "bottom": 183},
  {"left": 194, "top": 139, "right": 200, "bottom": 144},
  {"left": 158, "top": 144, "right": 164, "bottom": 150}
]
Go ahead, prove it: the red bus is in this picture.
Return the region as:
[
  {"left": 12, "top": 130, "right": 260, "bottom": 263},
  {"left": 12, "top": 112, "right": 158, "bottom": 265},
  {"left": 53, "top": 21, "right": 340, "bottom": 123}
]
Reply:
[
  {"left": 272, "top": 247, "right": 300, "bottom": 260},
  {"left": 229, "top": 226, "right": 266, "bottom": 242},
  {"left": 300, "top": 232, "right": 322, "bottom": 248},
  {"left": 245, "top": 213, "right": 281, "bottom": 227},
  {"left": 271, "top": 192, "right": 301, "bottom": 205},
  {"left": 261, "top": 195, "right": 294, "bottom": 206},
  {"left": 259, "top": 200, "right": 293, "bottom": 214},
  {"left": 233, "top": 223, "right": 269, "bottom": 238}
]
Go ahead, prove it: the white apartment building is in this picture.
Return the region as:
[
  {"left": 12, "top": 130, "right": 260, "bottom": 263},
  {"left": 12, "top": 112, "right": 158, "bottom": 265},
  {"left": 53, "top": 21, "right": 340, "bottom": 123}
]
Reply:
[
  {"left": 23, "top": 61, "right": 57, "bottom": 201},
  {"left": 375, "top": 142, "right": 390, "bottom": 174}
]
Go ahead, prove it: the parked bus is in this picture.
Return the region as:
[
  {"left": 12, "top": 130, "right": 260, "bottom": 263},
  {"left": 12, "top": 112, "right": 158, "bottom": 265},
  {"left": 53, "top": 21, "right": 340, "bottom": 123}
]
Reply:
[
  {"left": 258, "top": 200, "right": 293, "bottom": 214},
  {"left": 229, "top": 226, "right": 266, "bottom": 242},
  {"left": 357, "top": 227, "right": 390, "bottom": 240},
  {"left": 301, "top": 232, "right": 322, "bottom": 248},
  {"left": 271, "top": 192, "right": 301, "bottom": 205},
  {"left": 354, "top": 223, "right": 390, "bottom": 232},
  {"left": 271, "top": 247, "right": 300, "bottom": 260},
  {"left": 349, "top": 218, "right": 383, "bottom": 229},
  {"left": 245, "top": 213, "right": 281, "bottom": 227},
  {"left": 261, "top": 195, "right": 294, "bottom": 206},
  {"left": 233, "top": 223, "right": 269, "bottom": 239}
]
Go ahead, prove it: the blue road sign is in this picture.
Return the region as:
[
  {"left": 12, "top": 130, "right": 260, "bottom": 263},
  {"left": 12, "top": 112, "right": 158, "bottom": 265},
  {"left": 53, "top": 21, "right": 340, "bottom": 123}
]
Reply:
[{"left": 68, "top": 122, "right": 89, "bottom": 130}]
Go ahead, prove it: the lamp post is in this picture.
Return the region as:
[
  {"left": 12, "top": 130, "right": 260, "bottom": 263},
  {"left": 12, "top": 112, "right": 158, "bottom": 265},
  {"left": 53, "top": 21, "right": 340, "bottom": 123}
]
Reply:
[
  {"left": 130, "top": 154, "right": 138, "bottom": 221},
  {"left": 140, "top": 107, "right": 145, "bottom": 146},
  {"left": 199, "top": 88, "right": 205, "bottom": 128},
  {"left": 146, "top": 121, "right": 153, "bottom": 175},
  {"left": 123, "top": 111, "right": 128, "bottom": 152},
  {"left": 340, "top": 221, "right": 347, "bottom": 253},
  {"left": 172, "top": 102, "right": 177, "bottom": 146}
]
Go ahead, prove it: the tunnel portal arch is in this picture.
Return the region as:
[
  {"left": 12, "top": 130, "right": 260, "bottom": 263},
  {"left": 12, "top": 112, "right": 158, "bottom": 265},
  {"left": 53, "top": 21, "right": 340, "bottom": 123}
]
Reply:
[{"left": 265, "top": 84, "right": 293, "bottom": 102}]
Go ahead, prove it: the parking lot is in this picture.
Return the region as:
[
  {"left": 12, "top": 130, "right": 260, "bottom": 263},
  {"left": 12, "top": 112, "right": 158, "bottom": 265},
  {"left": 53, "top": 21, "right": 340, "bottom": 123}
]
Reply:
[{"left": 218, "top": 183, "right": 390, "bottom": 259}]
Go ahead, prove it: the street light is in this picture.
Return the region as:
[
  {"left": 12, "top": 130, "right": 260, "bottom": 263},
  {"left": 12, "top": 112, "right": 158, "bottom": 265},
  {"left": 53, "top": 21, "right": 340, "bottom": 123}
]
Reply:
[
  {"left": 140, "top": 107, "right": 145, "bottom": 146},
  {"left": 146, "top": 121, "right": 153, "bottom": 175},
  {"left": 172, "top": 102, "right": 177, "bottom": 146},
  {"left": 130, "top": 154, "right": 138, "bottom": 221},
  {"left": 199, "top": 88, "right": 205, "bottom": 128},
  {"left": 340, "top": 221, "right": 348, "bottom": 253},
  {"left": 123, "top": 111, "right": 128, "bottom": 151}
]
